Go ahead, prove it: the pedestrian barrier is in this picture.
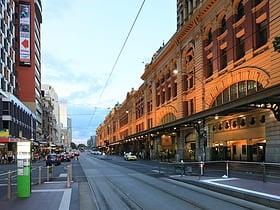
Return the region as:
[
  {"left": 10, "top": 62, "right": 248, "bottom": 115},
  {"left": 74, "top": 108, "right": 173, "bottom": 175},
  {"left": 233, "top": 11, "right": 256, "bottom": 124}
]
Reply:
[
  {"left": 158, "top": 160, "right": 280, "bottom": 183},
  {"left": 1, "top": 163, "right": 72, "bottom": 200}
]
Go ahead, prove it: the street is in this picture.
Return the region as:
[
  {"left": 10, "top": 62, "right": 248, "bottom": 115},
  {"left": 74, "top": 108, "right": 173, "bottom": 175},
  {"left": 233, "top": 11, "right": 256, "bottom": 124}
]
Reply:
[
  {"left": 0, "top": 152, "right": 277, "bottom": 209},
  {"left": 80, "top": 153, "right": 273, "bottom": 210}
]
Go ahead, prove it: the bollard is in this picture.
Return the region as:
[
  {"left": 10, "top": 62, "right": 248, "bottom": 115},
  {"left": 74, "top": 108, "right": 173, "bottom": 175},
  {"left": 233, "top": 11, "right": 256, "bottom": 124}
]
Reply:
[
  {"left": 67, "top": 165, "right": 71, "bottom": 188},
  {"left": 262, "top": 162, "right": 266, "bottom": 183},
  {"left": 47, "top": 166, "right": 51, "bottom": 182},
  {"left": 181, "top": 160, "right": 184, "bottom": 177},
  {"left": 70, "top": 164, "right": 73, "bottom": 182},
  {"left": 7, "top": 170, "right": 11, "bottom": 200},
  {"left": 199, "top": 161, "right": 204, "bottom": 180},
  {"left": 226, "top": 161, "right": 229, "bottom": 178},
  {"left": 38, "top": 166, "right": 42, "bottom": 185}
]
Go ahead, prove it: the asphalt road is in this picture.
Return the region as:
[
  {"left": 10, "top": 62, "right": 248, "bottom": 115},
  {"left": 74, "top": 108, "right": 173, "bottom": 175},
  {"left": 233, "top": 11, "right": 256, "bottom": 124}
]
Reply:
[{"left": 80, "top": 153, "right": 273, "bottom": 210}]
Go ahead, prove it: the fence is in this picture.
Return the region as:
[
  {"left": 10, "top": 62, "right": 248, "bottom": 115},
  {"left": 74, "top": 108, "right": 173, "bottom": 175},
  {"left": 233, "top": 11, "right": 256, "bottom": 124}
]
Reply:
[
  {"left": 0, "top": 164, "right": 72, "bottom": 200},
  {"left": 158, "top": 161, "right": 280, "bottom": 183}
]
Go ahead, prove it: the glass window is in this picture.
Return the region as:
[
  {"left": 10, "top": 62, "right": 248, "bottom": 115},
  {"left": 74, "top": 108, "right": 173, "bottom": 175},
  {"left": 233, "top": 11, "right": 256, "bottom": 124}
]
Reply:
[
  {"left": 247, "top": 80, "right": 257, "bottom": 94},
  {"left": 236, "top": 0, "right": 244, "bottom": 21},
  {"left": 236, "top": 36, "right": 245, "bottom": 60},
  {"left": 220, "top": 16, "right": 227, "bottom": 34},
  {"left": 256, "top": 21, "right": 267, "bottom": 49},
  {"left": 238, "top": 81, "right": 246, "bottom": 97},
  {"left": 220, "top": 48, "right": 227, "bottom": 69},
  {"left": 230, "top": 84, "right": 237, "bottom": 100},
  {"left": 223, "top": 88, "right": 230, "bottom": 103},
  {"left": 206, "top": 58, "right": 213, "bottom": 78},
  {"left": 207, "top": 29, "right": 212, "bottom": 45}
]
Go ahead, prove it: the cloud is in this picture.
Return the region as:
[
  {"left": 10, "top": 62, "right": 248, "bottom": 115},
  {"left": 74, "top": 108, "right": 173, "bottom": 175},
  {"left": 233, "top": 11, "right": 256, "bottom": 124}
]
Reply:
[{"left": 41, "top": 0, "right": 176, "bottom": 143}]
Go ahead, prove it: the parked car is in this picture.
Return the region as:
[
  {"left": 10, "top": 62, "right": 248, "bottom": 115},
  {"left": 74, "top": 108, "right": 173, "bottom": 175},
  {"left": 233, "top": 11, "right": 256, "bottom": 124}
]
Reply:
[
  {"left": 61, "top": 152, "right": 71, "bottom": 162},
  {"left": 124, "top": 152, "right": 137, "bottom": 161},
  {"left": 91, "top": 150, "right": 102, "bottom": 155},
  {"left": 45, "top": 153, "right": 61, "bottom": 166}
]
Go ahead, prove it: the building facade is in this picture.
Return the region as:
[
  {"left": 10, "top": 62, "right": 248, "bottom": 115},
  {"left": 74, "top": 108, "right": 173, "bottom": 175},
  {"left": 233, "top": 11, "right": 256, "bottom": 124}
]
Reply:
[
  {"left": 96, "top": 0, "right": 280, "bottom": 163},
  {"left": 41, "top": 84, "right": 59, "bottom": 144},
  {"left": 15, "top": 0, "right": 43, "bottom": 141},
  {"left": 0, "top": 0, "right": 38, "bottom": 156}
]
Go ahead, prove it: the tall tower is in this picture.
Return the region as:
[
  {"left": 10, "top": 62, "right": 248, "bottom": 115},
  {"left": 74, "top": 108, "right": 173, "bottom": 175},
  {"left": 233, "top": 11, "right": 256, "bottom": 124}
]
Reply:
[{"left": 15, "top": 0, "right": 43, "bottom": 140}]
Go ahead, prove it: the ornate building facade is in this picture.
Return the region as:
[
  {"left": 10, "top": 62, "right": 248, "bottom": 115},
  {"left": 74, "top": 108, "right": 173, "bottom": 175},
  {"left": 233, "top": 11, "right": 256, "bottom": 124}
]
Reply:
[{"left": 96, "top": 0, "right": 280, "bottom": 163}]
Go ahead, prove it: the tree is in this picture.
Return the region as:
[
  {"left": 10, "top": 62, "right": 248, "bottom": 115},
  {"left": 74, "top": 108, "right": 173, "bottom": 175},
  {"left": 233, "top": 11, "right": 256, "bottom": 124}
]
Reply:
[{"left": 71, "top": 142, "right": 77, "bottom": 149}]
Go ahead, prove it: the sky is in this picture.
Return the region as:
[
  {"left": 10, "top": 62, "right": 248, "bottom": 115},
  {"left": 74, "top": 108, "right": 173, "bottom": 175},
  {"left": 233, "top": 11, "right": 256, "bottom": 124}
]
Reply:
[{"left": 41, "top": 0, "right": 177, "bottom": 144}]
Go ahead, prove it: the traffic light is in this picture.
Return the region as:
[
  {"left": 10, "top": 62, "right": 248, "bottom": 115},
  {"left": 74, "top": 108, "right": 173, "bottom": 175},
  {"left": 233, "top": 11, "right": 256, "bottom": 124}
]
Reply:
[{"left": 272, "top": 36, "right": 280, "bottom": 52}]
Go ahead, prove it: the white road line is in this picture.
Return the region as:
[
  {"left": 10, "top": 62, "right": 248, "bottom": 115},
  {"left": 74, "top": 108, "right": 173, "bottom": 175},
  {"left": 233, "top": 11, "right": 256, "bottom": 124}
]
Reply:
[
  {"left": 202, "top": 180, "right": 280, "bottom": 200},
  {"left": 32, "top": 188, "right": 72, "bottom": 210}
]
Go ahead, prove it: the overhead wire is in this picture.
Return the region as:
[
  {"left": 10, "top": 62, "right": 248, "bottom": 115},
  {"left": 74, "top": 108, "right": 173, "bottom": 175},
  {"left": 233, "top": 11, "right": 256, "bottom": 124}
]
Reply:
[{"left": 87, "top": 0, "right": 146, "bottom": 129}]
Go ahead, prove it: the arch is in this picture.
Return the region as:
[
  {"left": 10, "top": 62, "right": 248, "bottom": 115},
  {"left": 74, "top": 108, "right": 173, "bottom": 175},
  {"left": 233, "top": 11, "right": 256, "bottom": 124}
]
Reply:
[
  {"left": 160, "top": 113, "right": 176, "bottom": 125},
  {"left": 217, "top": 13, "right": 227, "bottom": 35},
  {"left": 206, "top": 66, "right": 270, "bottom": 108},
  {"left": 157, "top": 105, "right": 177, "bottom": 125}
]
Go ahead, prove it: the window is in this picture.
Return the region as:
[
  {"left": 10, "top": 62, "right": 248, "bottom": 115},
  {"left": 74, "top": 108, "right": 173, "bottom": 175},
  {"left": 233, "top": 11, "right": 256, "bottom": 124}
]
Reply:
[
  {"left": 238, "top": 81, "right": 246, "bottom": 97},
  {"left": 190, "top": 99, "right": 194, "bottom": 115},
  {"left": 256, "top": 21, "right": 267, "bottom": 49},
  {"left": 183, "top": 101, "right": 189, "bottom": 117},
  {"left": 220, "top": 48, "right": 227, "bottom": 69},
  {"left": 223, "top": 88, "right": 230, "bottom": 103},
  {"left": 242, "top": 145, "right": 246, "bottom": 155},
  {"left": 236, "top": 36, "right": 245, "bottom": 60},
  {"left": 172, "top": 81, "right": 177, "bottom": 97},
  {"left": 236, "top": 0, "right": 244, "bottom": 21},
  {"left": 206, "top": 57, "right": 213, "bottom": 78},
  {"left": 254, "top": 0, "right": 263, "bottom": 6},
  {"left": 230, "top": 85, "right": 237, "bottom": 101},
  {"left": 212, "top": 81, "right": 263, "bottom": 107},
  {"left": 220, "top": 16, "right": 227, "bottom": 35},
  {"left": 247, "top": 80, "right": 257, "bottom": 94},
  {"left": 207, "top": 29, "right": 212, "bottom": 45}
]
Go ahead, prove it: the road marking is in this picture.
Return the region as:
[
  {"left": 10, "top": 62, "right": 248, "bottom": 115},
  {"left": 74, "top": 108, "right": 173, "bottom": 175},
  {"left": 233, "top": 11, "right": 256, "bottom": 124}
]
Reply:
[
  {"left": 202, "top": 179, "right": 280, "bottom": 200},
  {"left": 32, "top": 188, "right": 72, "bottom": 210}
]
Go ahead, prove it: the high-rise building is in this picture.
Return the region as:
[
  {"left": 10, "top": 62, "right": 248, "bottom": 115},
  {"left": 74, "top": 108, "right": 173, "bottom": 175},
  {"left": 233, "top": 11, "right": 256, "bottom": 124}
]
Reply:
[
  {"left": 0, "top": 0, "right": 37, "bottom": 155},
  {"left": 41, "top": 84, "right": 60, "bottom": 145},
  {"left": 15, "top": 0, "right": 43, "bottom": 140}
]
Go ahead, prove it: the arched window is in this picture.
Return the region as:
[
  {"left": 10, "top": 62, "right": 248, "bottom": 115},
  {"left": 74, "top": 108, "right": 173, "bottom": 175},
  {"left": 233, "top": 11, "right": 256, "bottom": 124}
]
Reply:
[
  {"left": 236, "top": 0, "right": 244, "bottom": 21},
  {"left": 207, "top": 29, "right": 212, "bottom": 45},
  {"left": 211, "top": 80, "right": 263, "bottom": 107},
  {"left": 220, "top": 15, "right": 226, "bottom": 35}
]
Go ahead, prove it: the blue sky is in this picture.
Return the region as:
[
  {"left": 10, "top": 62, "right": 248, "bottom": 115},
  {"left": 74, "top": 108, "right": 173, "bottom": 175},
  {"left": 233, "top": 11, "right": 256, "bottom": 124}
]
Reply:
[{"left": 41, "top": 0, "right": 177, "bottom": 144}]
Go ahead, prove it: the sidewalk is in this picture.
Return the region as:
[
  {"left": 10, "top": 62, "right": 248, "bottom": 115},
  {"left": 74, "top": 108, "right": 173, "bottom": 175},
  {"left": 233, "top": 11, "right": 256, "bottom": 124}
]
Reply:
[
  {"left": 170, "top": 174, "right": 280, "bottom": 209},
  {"left": 0, "top": 181, "right": 74, "bottom": 210}
]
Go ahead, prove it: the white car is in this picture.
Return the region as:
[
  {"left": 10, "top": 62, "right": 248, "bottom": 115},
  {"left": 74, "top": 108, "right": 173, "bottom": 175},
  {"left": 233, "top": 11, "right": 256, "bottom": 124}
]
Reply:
[{"left": 124, "top": 152, "right": 137, "bottom": 161}]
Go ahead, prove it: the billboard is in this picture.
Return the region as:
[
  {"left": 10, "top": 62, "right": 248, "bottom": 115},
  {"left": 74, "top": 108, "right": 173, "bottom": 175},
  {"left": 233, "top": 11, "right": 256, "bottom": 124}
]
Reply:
[{"left": 19, "top": 3, "right": 31, "bottom": 65}]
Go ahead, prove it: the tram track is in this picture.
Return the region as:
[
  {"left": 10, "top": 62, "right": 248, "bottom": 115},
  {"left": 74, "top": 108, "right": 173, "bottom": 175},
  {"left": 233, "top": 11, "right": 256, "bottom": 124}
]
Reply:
[{"left": 82, "top": 154, "right": 273, "bottom": 210}]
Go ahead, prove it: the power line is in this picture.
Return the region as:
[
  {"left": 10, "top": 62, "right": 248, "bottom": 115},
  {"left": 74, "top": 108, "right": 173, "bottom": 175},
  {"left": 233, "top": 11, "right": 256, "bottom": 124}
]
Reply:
[{"left": 87, "top": 0, "right": 146, "bottom": 128}]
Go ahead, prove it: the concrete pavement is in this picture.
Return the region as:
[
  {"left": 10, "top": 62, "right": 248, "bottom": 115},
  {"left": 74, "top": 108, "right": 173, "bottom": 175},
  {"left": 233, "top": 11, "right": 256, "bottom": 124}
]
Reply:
[
  {"left": 0, "top": 168, "right": 279, "bottom": 209},
  {"left": 170, "top": 174, "right": 280, "bottom": 209}
]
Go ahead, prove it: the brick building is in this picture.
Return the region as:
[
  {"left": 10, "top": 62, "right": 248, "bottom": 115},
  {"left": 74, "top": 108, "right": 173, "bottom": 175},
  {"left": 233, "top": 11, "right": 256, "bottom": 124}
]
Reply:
[{"left": 96, "top": 0, "right": 280, "bottom": 163}]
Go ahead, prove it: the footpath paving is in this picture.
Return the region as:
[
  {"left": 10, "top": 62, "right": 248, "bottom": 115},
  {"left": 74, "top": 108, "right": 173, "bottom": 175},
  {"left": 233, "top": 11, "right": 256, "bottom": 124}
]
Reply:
[
  {"left": 0, "top": 174, "right": 279, "bottom": 209},
  {"left": 0, "top": 181, "right": 96, "bottom": 210},
  {"left": 170, "top": 174, "right": 280, "bottom": 209}
]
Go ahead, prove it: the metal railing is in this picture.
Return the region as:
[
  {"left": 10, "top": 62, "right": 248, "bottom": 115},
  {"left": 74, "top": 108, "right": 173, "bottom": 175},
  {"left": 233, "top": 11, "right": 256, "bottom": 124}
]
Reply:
[
  {"left": 158, "top": 161, "right": 280, "bottom": 183},
  {"left": 0, "top": 164, "right": 72, "bottom": 200}
]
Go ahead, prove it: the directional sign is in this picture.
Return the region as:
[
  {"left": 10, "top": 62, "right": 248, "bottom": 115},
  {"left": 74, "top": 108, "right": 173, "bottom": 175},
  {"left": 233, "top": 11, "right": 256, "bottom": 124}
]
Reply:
[{"left": 21, "top": 39, "right": 29, "bottom": 49}]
